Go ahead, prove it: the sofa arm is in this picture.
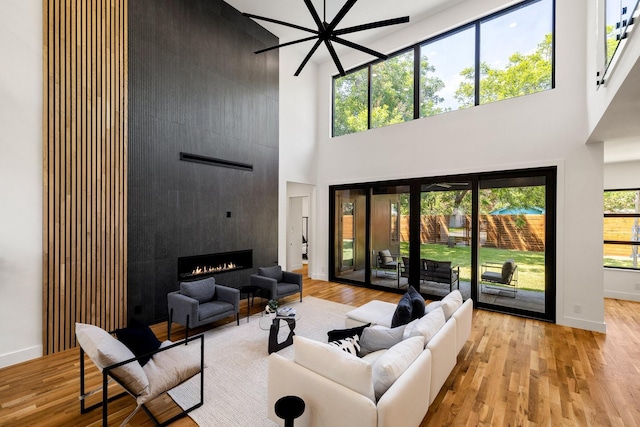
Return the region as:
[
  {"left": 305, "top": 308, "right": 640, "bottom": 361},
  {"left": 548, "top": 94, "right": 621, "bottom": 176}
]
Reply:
[
  {"left": 167, "top": 292, "right": 199, "bottom": 327},
  {"left": 377, "top": 349, "right": 432, "bottom": 427},
  {"left": 426, "top": 320, "right": 457, "bottom": 405},
  {"left": 452, "top": 298, "right": 473, "bottom": 354},
  {"left": 215, "top": 285, "right": 240, "bottom": 313},
  {"left": 268, "top": 353, "right": 377, "bottom": 427},
  {"left": 250, "top": 274, "right": 277, "bottom": 300},
  {"left": 282, "top": 270, "right": 302, "bottom": 286}
]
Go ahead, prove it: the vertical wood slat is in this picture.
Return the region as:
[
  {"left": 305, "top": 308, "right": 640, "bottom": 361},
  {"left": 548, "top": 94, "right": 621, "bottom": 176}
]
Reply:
[{"left": 43, "top": 0, "right": 127, "bottom": 354}]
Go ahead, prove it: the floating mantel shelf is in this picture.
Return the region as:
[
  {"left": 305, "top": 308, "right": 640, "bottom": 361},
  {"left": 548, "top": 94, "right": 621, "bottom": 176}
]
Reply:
[{"left": 179, "top": 152, "right": 253, "bottom": 171}]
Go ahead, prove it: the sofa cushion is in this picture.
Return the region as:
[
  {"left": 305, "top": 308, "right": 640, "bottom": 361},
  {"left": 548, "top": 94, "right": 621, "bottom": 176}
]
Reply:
[
  {"left": 198, "top": 300, "right": 233, "bottom": 320},
  {"left": 379, "top": 249, "right": 393, "bottom": 264},
  {"left": 327, "top": 323, "right": 371, "bottom": 342},
  {"left": 115, "top": 318, "right": 162, "bottom": 366},
  {"left": 359, "top": 325, "right": 405, "bottom": 356},
  {"left": 329, "top": 334, "right": 361, "bottom": 357},
  {"left": 404, "top": 307, "right": 446, "bottom": 345},
  {"left": 75, "top": 323, "right": 149, "bottom": 397},
  {"left": 141, "top": 340, "right": 201, "bottom": 404},
  {"left": 425, "top": 300, "right": 442, "bottom": 314},
  {"left": 502, "top": 259, "right": 516, "bottom": 281},
  {"left": 259, "top": 265, "right": 283, "bottom": 282},
  {"left": 180, "top": 278, "right": 216, "bottom": 304},
  {"left": 345, "top": 300, "right": 397, "bottom": 327},
  {"left": 293, "top": 336, "right": 375, "bottom": 402},
  {"left": 371, "top": 336, "right": 425, "bottom": 400},
  {"left": 440, "top": 290, "right": 463, "bottom": 320},
  {"left": 391, "top": 292, "right": 413, "bottom": 328},
  {"left": 407, "top": 286, "right": 425, "bottom": 320}
]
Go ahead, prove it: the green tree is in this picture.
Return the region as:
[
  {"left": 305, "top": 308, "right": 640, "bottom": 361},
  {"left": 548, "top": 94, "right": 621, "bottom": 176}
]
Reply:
[
  {"left": 334, "top": 53, "right": 447, "bottom": 135},
  {"left": 333, "top": 68, "right": 368, "bottom": 136},
  {"left": 371, "top": 52, "right": 414, "bottom": 128},
  {"left": 604, "top": 190, "right": 640, "bottom": 213},
  {"left": 455, "top": 33, "right": 553, "bottom": 107}
]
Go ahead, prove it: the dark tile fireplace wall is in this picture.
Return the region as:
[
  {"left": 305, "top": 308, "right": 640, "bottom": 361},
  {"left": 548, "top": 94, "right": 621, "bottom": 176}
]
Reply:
[{"left": 128, "top": 0, "right": 279, "bottom": 324}]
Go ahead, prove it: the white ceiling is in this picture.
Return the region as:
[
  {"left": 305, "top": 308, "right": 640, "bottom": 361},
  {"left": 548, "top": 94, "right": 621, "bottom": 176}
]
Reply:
[
  {"left": 226, "top": 0, "right": 463, "bottom": 63},
  {"left": 225, "top": 0, "right": 640, "bottom": 163}
]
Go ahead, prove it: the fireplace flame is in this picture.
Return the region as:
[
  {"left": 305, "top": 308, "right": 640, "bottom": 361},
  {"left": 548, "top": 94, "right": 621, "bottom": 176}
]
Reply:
[{"left": 191, "top": 262, "right": 238, "bottom": 276}]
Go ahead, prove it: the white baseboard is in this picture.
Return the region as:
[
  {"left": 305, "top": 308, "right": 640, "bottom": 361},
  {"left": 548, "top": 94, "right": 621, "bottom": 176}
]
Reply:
[
  {"left": 311, "top": 273, "right": 328, "bottom": 281},
  {"left": 604, "top": 290, "right": 640, "bottom": 302},
  {"left": 0, "top": 345, "right": 43, "bottom": 369},
  {"left": 559, "top": 316, "right": 607, "bottom": 334}
]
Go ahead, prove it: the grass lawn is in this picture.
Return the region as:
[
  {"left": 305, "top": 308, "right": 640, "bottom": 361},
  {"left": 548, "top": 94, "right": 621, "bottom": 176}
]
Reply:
[{"left": 399, "top": 242, "right": 546, "bottom": 292}]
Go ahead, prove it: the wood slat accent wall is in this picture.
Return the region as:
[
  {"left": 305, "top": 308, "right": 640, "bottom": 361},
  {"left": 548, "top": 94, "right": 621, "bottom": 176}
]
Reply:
[{"left": 43, "top": 0, "right": 127, "bottom": 354}]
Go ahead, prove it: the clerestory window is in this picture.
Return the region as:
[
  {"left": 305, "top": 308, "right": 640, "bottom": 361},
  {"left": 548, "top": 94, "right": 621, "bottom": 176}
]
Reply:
[{"left": 332, "top": 0, "right": 555, "bottom": 137}]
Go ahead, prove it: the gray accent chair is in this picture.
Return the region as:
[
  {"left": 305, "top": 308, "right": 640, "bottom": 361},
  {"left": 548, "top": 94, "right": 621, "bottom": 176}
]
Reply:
[
  {"left": 167, "top": 277, "right": 240, "bottom": 340},
  {"left": 250, "top": 265, "right": 303, "bottom": 303}
]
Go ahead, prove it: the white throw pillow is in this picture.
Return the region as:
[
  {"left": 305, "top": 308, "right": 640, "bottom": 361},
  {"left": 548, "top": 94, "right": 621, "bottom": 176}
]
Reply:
[
  {"left": 404, "top": 307, "right": 446, "bottom": 344},
  {"left": 440, "top": 290, "right": 463, "bottom": 320},
  {"left": 293, "top": 336, "right": 376, "bottom": 402},
  {"left": 371, "top": 336, "right": 424, "bottom": 400},
  {"left": 75, "top": 323, "right": 149, "bottom": 397},
  {"left": 424, "top": 300, "right": 442, "bottom": 314}
]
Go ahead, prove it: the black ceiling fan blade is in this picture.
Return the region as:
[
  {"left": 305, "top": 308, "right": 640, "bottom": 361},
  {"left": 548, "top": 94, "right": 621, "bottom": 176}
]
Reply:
[
  {"left": 254, "top": 35, "right": 319, "bottom": 54},
  {"left": 333, "top": 16, "right": 410, "bottom": 36},
  {"left": 303, "top": 0, "right": 324, "bottom": 30},
  {"left": 243, "top": 13, "right": 318, "bottom": 35},
  {"left": 326, "top": 0, "right": 359, "bottom": 32},
  {"left": 324, "top": 40, "right": 346, "bottom": 76},
  {"left": 295, "top": 39, "right": 323, "bottom": 76},
  {"left": 330, "top": 36, "right": 388, "bottom": 59}
]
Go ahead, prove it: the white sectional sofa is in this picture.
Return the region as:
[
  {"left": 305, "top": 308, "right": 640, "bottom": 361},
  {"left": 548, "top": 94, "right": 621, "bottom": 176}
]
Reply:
[{"left": 267, "top": 290, "right": 473, "bottom": 427}]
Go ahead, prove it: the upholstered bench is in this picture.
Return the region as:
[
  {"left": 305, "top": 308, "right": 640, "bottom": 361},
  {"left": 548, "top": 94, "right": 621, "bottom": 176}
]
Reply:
[{"left": 345, "top": 300, "right": 397, "bottom": 328}]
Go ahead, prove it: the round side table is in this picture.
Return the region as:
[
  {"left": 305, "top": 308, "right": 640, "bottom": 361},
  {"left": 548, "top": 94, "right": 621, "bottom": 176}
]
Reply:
[{"left": 274, "top": 395, "right": 305, "bottom": 427}]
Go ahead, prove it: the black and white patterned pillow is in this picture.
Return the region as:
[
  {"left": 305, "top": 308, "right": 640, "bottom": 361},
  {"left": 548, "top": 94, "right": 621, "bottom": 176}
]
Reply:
[{"left": 329, "top": 334, "right": 361, "bottom": 357}]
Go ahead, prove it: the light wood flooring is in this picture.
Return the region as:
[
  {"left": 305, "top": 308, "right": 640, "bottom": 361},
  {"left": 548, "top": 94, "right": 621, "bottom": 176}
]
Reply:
[{"left": 1, "top": 272, "right": 639, "bottom": 426}]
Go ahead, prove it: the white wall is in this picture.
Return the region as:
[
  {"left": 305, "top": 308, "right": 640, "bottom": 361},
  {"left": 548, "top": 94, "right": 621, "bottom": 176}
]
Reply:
[
  {"left": 304, "top": 0, "right": 607, "bottom": 332},
  {"left": 604, "top": 160, "right": 640, "bottom": 301},
  {"left": 0, "top": 0, "right": 43, "bottom": 367},
  {"left": 278, "top": 50, "right": 318, "bottom": 271}
]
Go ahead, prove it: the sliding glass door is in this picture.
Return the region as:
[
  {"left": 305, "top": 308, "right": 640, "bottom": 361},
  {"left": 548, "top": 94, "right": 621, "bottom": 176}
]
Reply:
[
  {"left": 475, "top": 170, "right": 555, "bottom": 320},
  {"left": 370, "top": 185, "right": 410, "bottom": 289},
  {"left": 329, "top": 167, "right": 556, "bottom": 322},
  {"left": 333, "top": 188, "right": 367, "bottom": 283},
  {"left": 419, "top": 182, "right": 472, "bottom": 299}
]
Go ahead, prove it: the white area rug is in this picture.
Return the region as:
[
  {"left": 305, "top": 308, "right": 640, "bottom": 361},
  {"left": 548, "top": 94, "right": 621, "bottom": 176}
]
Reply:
[{"left": 168, "top": 297, "right": 355, "bottom": 426}]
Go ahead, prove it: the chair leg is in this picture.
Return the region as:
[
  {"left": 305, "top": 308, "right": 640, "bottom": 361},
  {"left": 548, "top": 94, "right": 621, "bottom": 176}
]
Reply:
[
  {"left": 236, "top": 313, "right": 240, "bottom": 325},
  {"left": 167, "top": 309, "right": 173, "bottom": 341},
  {"left": 185, "top": 314, "right": 190, "bottom": 344}
]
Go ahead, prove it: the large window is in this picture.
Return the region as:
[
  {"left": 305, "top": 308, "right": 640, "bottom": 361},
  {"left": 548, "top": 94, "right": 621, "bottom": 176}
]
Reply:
[
  {"left": 329, "top": 167, "right": 557, "bottom": 323},
  {"left": 604, "top": 189, "right": 640, "bottom": 269},
  {"left": 332, "top": 0, "right": 554, "bottom": 136}
]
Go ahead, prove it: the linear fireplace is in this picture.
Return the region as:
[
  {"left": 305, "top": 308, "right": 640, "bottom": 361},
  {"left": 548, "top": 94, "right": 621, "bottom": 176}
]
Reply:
[{"left": 177, "top": 250, "right": 253, "bottom": 281}]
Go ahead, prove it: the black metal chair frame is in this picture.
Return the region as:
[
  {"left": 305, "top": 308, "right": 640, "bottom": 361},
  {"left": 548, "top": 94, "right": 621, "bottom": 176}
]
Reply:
[{"left": 79, "top": 333, "right": 205, "bottom": 427}]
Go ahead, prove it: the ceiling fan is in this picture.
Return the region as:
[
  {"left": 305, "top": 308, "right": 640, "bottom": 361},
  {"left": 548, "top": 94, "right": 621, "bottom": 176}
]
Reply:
[{"left": 242, "top": 0, "right": 410, "bottom": 76}]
